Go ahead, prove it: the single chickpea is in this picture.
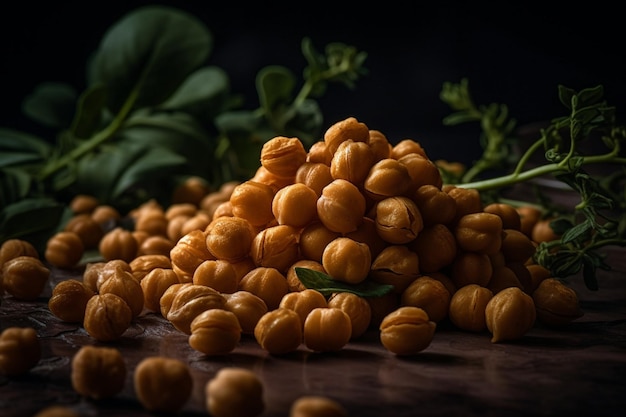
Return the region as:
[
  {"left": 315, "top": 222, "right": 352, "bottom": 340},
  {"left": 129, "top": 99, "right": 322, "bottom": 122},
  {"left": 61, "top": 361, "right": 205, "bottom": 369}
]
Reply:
[
  {"left": 249, "top": 225, "right": 300, "bottom": 274},
  {"left": 516, "top": 205, "right": 543, "bottom": 237},
  {"left": 397, "top": 152, "right": 443, "bottom": 194},
  {"left": 32, "top": 405, "right": 80, "bottom": 417},
  {"left": 99, "top": 268, "right": 145, "bottom": 318},
  {"left": 272, "top": 183, "right": 319, "bottom": 228},
  {"left": 159, "top": 283, "right": 192, "bottom": 318},
  {"left": 171, "top": 175, "right": 210, "bottom": 205},
  {"left": 63, "top": 213, "right": 104, "bottom": 249},
  {"left": 363, "top": 158, "right": 412, "bottom": 200},
  {"left": 260, "top": 136, "right": 308, "bottom": 178},
  {"left": 205, "top": 367, "right": 265, "bottom": 417},
  {"left": 450, "top": 251, "right": 493, "bottom": 288},
  {"left": 286, "top": 259, "right": 327, "bottom": 292},
  {"left": 290, "top": 395, "right": 348, "bottom": 417},
  {"left": 485, "top": 286, "right": 536, "bottom": 343},
  {"left": 99, "top": 227, "right": 138, "bottom": 263},
  {"left": 251, "top": 165, "right": 295, "bottom": 193},
  {"left": 223, "top": 291, "right": 268, "bottom": 335},
  {"left": 487, "top": 265, "right": 524, "bottom": 294},
  {"left": 409, "top": 223, "right": 457, "bottom": 273},
  {"left": 170, "top": 229, "right": 214, "bottom": 283},
  {"left": 189, "top": 309, "right": 242, "bottom": 355},
  {"left": 212, "top": 200, "right": 234, "bottom": 220},
  {"left": 279, "top": 289, "right": 328, "bottom": 328},
  {"left": 205, "top": 216, "right": 255, "bottom": 262},
  {"left": 379, "top": 306, "right": 436, "bottom": 355},
  {"left": 445, "top": 186, "right": 483, "bottom": 223},
  {"left": 83, "top": 293, "right": 133, "bottom": 342},
  {"left": 165, "top": 202, "right": 198, "bottom": 221},
  {"left": 141, "top": 268, "right": 179, "bottom": 313},
  {"left": 330, "top": 139, "right": 375, "bottom": 185},
  {"left": 368, "top": 129, "right": 392, "bottom": 163},
  {"left": 239, "top": 267, "right": 290, "bottom": 311},
  {"left": 327, "top": 292, "right": 372, "bottom": 339},
  {"left": 45, "top": 231, "right": 85, "bottom": 269},
  {"left": 500, "top": 229, "right": 537, "bottom": 263},
  {"left": 448, "top": 284, "right": 494, "bottom": 332},
  {"left": 526, "top": 263, "right": 552, "bottom": 294},
  {"left": 390, "top": 138, "right": 428, "bottom": 160},
  {"left": 323, "top": 116, "right": 370, "bottom": 156},
  {"left": 455, "top": 212, "right": 504, "bottom": 255},
  {"left": 180, "top": 212, "right": 213, "bottom": 236},
  {"left": 322, "top": 237, "right": 371, "bottom": 285},
  {"left": 134, "top": 208, "right": 169, "bottom": 236},
  {"left": 303, "top": 307, "right": 352, "bottom": 352},
  {"left": 254, "top": 308, "right": 303, "bottom": 355},
  {"left": 413, "top": 184, "right": 457, "bottom": 226},
  {"left": 401, "top": 276, "right": 451, "bottom": 323},
  {"left": 374, "top": 196, "right": 424, "bottom": 244},
  {"left": 316, "top": 179, "right": 366, "bottom": 234},
  {"left": 0, "top": 238, "right": 39, "bottom": 269},
  {"left": 1, "top": 256, "right": 50, "bottom": 300},
  {"left": 71, "top": 345, "right": 126, "bottom": 399},
  {"left": 48, "top": 279, "right": 95, "bottom": 323},
  {"left": 167, "top": 214, "right": 193, "bottom": 242},
  {"left": 134, "top": 356, "right": 193, "bottom": 412},
  {"left": 229, "top": 180, "right": 276, "bottom": 227},
  {"left": 532, "top": 278, "right": 583, "bottom": 326},
  {"left": 370, "top": 245, "right": 420, "bottom": 294},
  {"left": 0, "top": 327, "right": 41, "bottom": 376},
  {"left": 299, "top": 222, "right": 341, "bottom": 264},
  {"left": 306, "top": 140, "right": 333, "bottom": 165},
  {"left": 69, "top": 194, "right": 99, "bottom": 214},
  {"left": 93, "top": 259, "right": 132, "bottom": 291},
  {"left": 90, "top": 204, "right": 121, "bottom": 226},
  {"left": 193, "top": 259, "right": 239, "bottom": 293},
  {"left": 129, "top": 254, "right": 172, "bottom": 281},
  {"left": 295, "top": 162, "right": 334, "bottom": 197},
  {"left": 137, "top": 235, "right": 175, "bottom": 257},
  {"left": 483, "top": 203, "right": 522, "bottom": 231},
  {"left": 166, "top": 284, "right": 227, "bottom": 335}
]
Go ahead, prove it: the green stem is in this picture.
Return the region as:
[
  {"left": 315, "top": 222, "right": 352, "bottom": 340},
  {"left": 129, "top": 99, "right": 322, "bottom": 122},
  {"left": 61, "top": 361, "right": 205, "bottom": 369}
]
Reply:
[{"left": 38, "top": 88, "right": 139, "bottom": 181}]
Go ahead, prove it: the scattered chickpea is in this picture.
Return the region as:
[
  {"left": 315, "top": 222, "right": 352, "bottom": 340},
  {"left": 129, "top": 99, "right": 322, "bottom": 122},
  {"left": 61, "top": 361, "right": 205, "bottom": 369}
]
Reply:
[
  {"left": 239, "top": 267, "right": 290, "bottom": 311},
  {"left": 0, "top": 238, "right": 39, "bottom": 269},
  {"left": 48, "top": 279, "right": 95, "bottom": 323},
  {"left": 379, "top": 306, "right": 436, "bottom": 355},
  {"left": 532, "top": 278, "right": 583, "bottom": 326},
  {"left": 2, "top": 255, "right": 50, "bottom": 300},
  {"left": 279, "top": 289, "right": 329, "bottom": 328},
  {"left": 205, "top": 367, "right": 265, "bottom": 417},
  {"left": 189, "top": 308, "right": 242, "bottom": 355},
  {"left": 83, "top": 293, "right": 133, "bottom": 342},
  {"left": 290, "top": 395, "right": 348, "bottom": 417},
  {"left": 71, "top": 345, "right": 126, "bottom": 399},
  {"left": 327, "top": 292, "right": 372, "bottom": 339},
  {"left": 45, "top": 231, "right": 85, "bottom": 269},
  {"left": 223, "top": 291, "right": 268, "bottom": 334},
  {"left": 99, "top": 227, "right": 138, "bottom": 263},
  {"left": 303, "top": 307, "right": 352, "bottom": 352},
  {"left": 0, "top": 327, "right": 41, "bottom": 376},
  {"left": 485, "top": 286, "right": 536, "bottom": 343},
  {"left": 166, "top": 284, "right": 227, "bottom": 334},
  {"left": 134, "top": 356, "right": 193, "bottom": 412},
  {"left": 32, "top": 406, "right": 80, "bottom": 417},
  {"left": 254, "top": 308, "right": 303, "bottom": 355},
  {"left": 448, "top": 284, "right": 493, "bottom": 332},
  {"left": 401, "top": 276, "right": 451, "bottom": 323}
]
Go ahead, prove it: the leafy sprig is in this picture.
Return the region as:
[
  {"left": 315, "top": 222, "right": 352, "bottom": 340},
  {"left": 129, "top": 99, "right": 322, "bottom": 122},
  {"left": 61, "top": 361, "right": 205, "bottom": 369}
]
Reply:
[{"left": 440, "top": 80, "right": 626, "bottom": 289}]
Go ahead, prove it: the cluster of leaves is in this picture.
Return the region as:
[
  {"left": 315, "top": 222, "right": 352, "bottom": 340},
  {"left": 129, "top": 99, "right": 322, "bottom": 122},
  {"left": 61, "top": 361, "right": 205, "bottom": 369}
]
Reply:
[
  {"left": 0, "top": 5, "right": 367, "bottom": 251},
  {"left": 440, "top": 80, "right": 626, "bottom": 290}
]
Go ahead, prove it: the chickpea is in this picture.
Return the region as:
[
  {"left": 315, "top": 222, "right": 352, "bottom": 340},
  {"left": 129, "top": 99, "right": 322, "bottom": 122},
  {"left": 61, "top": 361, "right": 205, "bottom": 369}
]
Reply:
[
  {"left": 363, "top": 158, "right": 411, "bottom": 200},
  {"left": 159, "top": 283, "right": 191, "bottom": 318},
  {"left": 374, "top": 196, "right": 424, "bottom": 244},
  {"left": 299, "top": 221, "right": 341, "bottom": 264},
  {"left": 295, "top": 162, "right": 334, "bottom": 197},
  {"left": 390, "top": 138, "right": 428, "bottom": 160},
  {"left": 397, "top": 152, "right": 443, "bottom": 194},
  {"left": 500, "top": 228, "right": 537, "bottom": 264},
  {"left": 171, "top": 175, "right": 210, "bottom": 205},
  {"left": 531, "top": 218, "right": 561, "bottom": 243},
  {"left": 229, "top": 180, "right": 276, "bottom": 227},
  {"left": 260, "top": 135, "right": 307, "bottom": 178},
  {"left": 167, "top": 214, "right": 193, "bottom": 242},
  {"left": 0, "top": 327, "right": 41, "bottom": 376},
  {"left": 368, "top": 129, "right": 392, "bottom": 162},
  {"left": 448, "top": 284, "right": 493, "bottom": 332},
  {"left": 99, "top": 227, "right": 138, "bottom": 263},
  {"left": 483, "top": 203, "right": 522, "bottom": 231},
  {"left": 445, "top": 186, "right": 482, "bottom": 223},
  {"left": 1, "top": 256, "right": 50, "bottom": 300},
  {"left": 99, "top": 268, "right": 145, "bottom": 318},
  {"left": 321, "top": 237, "right": 371, "bottom": 285},
  {"left": 45, "top": 231, "right": 85, "bottom": 269},
  {"left": 71, "top": 345, "right": 126, "bottom": 399},
  {"left": 83, "top": 293, "right": 133, "bottom": 342},
  {"left": 87, "top": 259, "right": 132, "bottom": 292},
  {"left": 91, "top": 204, "right": 121, "bottom": 226},
  {"left": 32, "top": 406, "right": 79, "bottom": 417},
  {"left": 306, "top": 140, "right": 333, "bottom": 165},
  {"left": 192, "top": 259, "right": 239, "bottom": 293},
  {"left": 63, "top": 213, "right": 104, "bottom": 249},
  {"left": 327, "top": 292, "right": 372, "bottom": 339},
  {"left": 140, "top": 268, "right": 179, "bottom": 313},
  {"left": 252, "top": 165, "right": 295, "bottom": 192},
  {"left": 485, "top": 286, "right": 536, "bottom": 343},
  {"left": 455, "top": 212, "right": 504, "bottom": 255},
  {"left": 212, "top": 200, "right": 234, "bottom": 220},
  {"left": 229, "top": 257, "right": 257, "bottom": 281},
  {"left": 0, "top": 238, "right": 39, "bottom": 269},
  {"left": 379, "top": 306, "right": 436, "bottom": 355},
  {"left": 69, "top": 194, "right": 99, "bottom": 214},
  {"left": 303, "top": 307, "right": 352, "bottom": 352},
  {"left": 254, "top": 308, "right": 303, "bottom": 355},
  {"left": 409, "top": 223, "right": 457, "bottom": 273},
  {"left": 166, "top": 284, "right": 227, "bottom": 334},
  {"left": 532, "top": 278, "right": 583, "bottom": 326},
  {"left": 205, "top": 367, "right": 265, "bottom": 417},
  {"left": 526, "top": 263, "right": 552, "bottom": 293},
  {"left": 516, "top": 205, "right": 542, "bottom": 237},
  {"left": 223, "top": 291, "right": 268, "bottom": 334},
  {"left": 48, "top": 279, "right": 95, "bottom": 323},
  {"left": 279, "top": 289, "right": 328, "bottom": 327},
  {"left": 170, "top": 229, "right": 214, "bottom": 283},
  {"left": 344, "top": 216, "right": 388, "bottom": 260},
  {"left": 137, "top": 235, "right": 175, "bottom": 257},
  {"left": 370, "top": 245, "right": 419, "bottom": 294},
  {"left": 134, "top": 356, "right": 193, "bottom": 412},
  {"left": 272, "top": 183, "right": 319, "bottom": 228},
  {"left": 289, "top": 395, "right": 348, "bottom": 417},
  {"left": 239, "top": 267, "right": 290, "bottom": 311},
  {"left": 250, "top": 225, "right": 300, "bottom": 274},
  {"left": 401, "top": 276, "right": 451, "bottom": 323},
  {"left": 330, "top": 139, "right": 375, "bottom": 185},
  {"left": 413, "top": 184, "right": 457, "bottom": 226},
  {"left": 286, "top": 259, "right": 326, "bottom": 292},
  {"left": 205, "top": 215, "right": 255, "bottom": 262},
  {"left": 316, "top": 178, "right": 366, "bottom": 234},
  {"left": 134, "top": 208, "right": 169, "bottom": 236},
  {"left": 129, "top": 254, "right": 172, "bottom": 281},
  {"left": 190, "top": 309, "right": 242, "bottom": 355},
  {"left": 450, "top": 251, "right": 493, "bottom": 287},
  {"left": 487, "top": 265, "right": 523, "bottom": 294},
  {"left": 323, "top": 116, "right": 370, "bottom": 156},
  {"left": 166, "top": 202, "right": 198, "bottom": 221}
]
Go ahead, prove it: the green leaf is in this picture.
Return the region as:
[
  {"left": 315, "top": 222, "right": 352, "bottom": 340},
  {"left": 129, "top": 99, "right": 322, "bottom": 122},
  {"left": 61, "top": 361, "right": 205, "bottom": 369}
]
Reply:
[
  {"left": 295, "top": 267, "right": 394, "bottom": 298},
  {"left": 89, "top": 5, "right": 213, "bottom": 113},
  {"left": 560, "top": 218, "right": 592, "bottom": 244},
  {"left": 0, "top": 198, "right": 66, "bottom": 245},
  {"left": 0, "top": 167, "right": 32, "bottom": 206},
  {"left": 0, "top": 128, "right": 52, "bottom": 155},
  {"left": 70, "top": 83, "right": 107, "bottom": 139},
  {"left": 21, "top": 82, "right": 77, "bottom": 128},
  {"left": 256, "top": 66, "right": 296, "bottom": 116}
]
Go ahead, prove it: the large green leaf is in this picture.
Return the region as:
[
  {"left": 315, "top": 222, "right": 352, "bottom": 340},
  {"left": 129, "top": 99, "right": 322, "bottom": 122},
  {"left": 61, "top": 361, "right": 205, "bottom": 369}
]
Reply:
[
  {"left": 0, "top": 198, "right": 66, "bottom": 246},
  {"left": 0, "top": 128, "right": 52, "bottom": 155},
  {"left": 70, "top": 83, "right": 108, "bottom": 139},
  {"left": 89, "top": 5, "right": 213, "bottom": 113},
  {"left": 256, "top": 65, "right": 296, "bottom": 117},
  {"left": 0, "top": 167, "right": 32, "bottom": 206},
  {"left": 21, "top": 82, "right": 77, "bottom": 128}
]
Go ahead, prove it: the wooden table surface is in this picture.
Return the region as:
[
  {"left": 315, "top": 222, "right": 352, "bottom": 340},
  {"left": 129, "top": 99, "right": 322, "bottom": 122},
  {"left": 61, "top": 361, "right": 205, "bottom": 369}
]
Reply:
[{"left": 1, "top": 246, "right": 625, "bottom": 417}]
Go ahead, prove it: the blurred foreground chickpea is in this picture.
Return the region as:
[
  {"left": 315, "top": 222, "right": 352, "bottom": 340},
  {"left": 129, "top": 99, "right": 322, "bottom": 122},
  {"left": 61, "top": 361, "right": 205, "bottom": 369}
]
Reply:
[
  {"left": 379, "top": 306, "right": 436, "bottom": 355},
  {"left": 0, "top": 327, "right": 41, "bottom": 376},
  {"left": 290, "top": 395, "right": 348, "bottom": 417},
  {"left": 134, "top": 356, "right": 193, "bottom": 413},
  {"left": 71, "top": 345, "right": 126, "bottom": 399},
  {"left": 205, "top": 367, "right": 265, "bottom": 417},
  {"left": 485, "top": 286, "right": 536, "bottom": 343},
  {"left": 1, "top": 256, "right": 50, "bottom": 300},
  {"left": 0, "top": 238, "right": 39, "bottom": 268},
  {"left": 32, "top": 406, "right": 79, "bottom": 417}
]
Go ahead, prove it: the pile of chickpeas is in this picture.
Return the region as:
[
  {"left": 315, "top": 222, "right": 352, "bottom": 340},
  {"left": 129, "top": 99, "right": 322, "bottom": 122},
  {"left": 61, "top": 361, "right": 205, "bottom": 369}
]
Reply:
[{"left": 0, "top": 116, "right": 584, "bottom": 416}]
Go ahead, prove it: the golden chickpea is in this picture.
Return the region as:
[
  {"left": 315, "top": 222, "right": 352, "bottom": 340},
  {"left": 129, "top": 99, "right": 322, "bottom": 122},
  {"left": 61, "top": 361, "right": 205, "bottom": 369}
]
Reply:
[
  {"left": 448, "top": 284, "right": 493, "bottom": 332},
  {"left": 190, "top": 309, "right": 242, "bottom": 355},
  {"left": 63, "top": 213, "right": 104, "bottom": 249},
  {"left": 397, "top": 152, "right": 443, "bottom": 194},
  {"left": 303, "top": 307, "right": 352, "bottom": 352},
  {"left": 390, "top": 138, "right": 428, "bottom": 160},
  {"left": 140, "top": 268, "right": 179, "bottom": 313},
  {"left": 286, "top": 259, "right": 327, "bottom": 292},
  {"left": 0, "top": 327, "right": 41, "bottom": 376},
  {"left": 323, "top": 116, "right": 370, "bottom": 156},
  {"left": 83, "top": 293, "right": 133, "bottom": 342},
  {"left": 229, "top": 257, "right": 257, "bottom": 282},
  {"left": 134, "top": 208, "right": 169, "bottom": 236},
  {"left": 306, "top": 140, "right": 333, "bottom": 165},
  {"left": 507, "top": 261, "right": 533, "bottom": 293},
  {"left": 48, "top": 279, "right": 95, "bottom": 323},
  {"left": 1, "top": 256, "right": 50, "bottom": 300},
  {"left": 170, "top": 229, "right": 214, "bottom": 283},
  {"left": 526, "top": 263, "right": 552, "bottom": 293},
  {"left": 99, "top": 227, "right": 138, "bottom": 263},
  {"left": 487, "top": 265, "right": 523, "bottom": 294},
  {"left": 205, "top": 367, "right": 265, "bottom": 417},
  {"left": 279, "top": 289, "right": 328, "bottom": 327},
  {"left": 44, "top": 231, "right": 84, "bottom": 269},
  {"left": 483, "top": 203, "right": 522, "bottom": 230},
  {"left": 239, "top": 267, "right": 290, "bottom": 311},
  {"left": 69, "top": 194, "right": 99, "bottom": 214},
  {"left": 136, "top": 235, "right": 174, "bottom": 257},
  {"left": 299, "top": 222, "right": 341, "bottom": 264},
  {"left": 71, "top": 345, "right": 126, "bottom": 399},
  {"left": 322, "top": 237, "right": 371, "bottom": 285},
  {"left": 212, "top": 200, "right": 234, "bottom": 220},
  {"left": 295, "top": 162, "right": 334, "bottom": 197},
  {"left": 413, "top": 184, "right": 457, "bottom": 226},
  {"left": 197, "top": 192, "right": 225, "bottom": 219},
  {"left": 99, "top": 268, "right": 144, "bottom": 318},
  {"left": 370, "top": 245, "right": 419, "bottom": 294},
  {"left": 205, "top": 215, "right": 255, "bottom": 262},
  {"left": 92, "top": 259, "right": 132, "bottom": 291},
  {"left": 254, "top": 308, "right": 303, "bottom": 355},
  {"left": 409, "top": 223, "right": 457, "bottom": 273},
  {"left": 191, "top": 259, "right": 238, "bottom": 293},
  {"left": 401, "top": 276, "right": 451, "bottom": 323},
  {"left": 250, "top": 225, "right": 300, "bottom": 274},
  {"left": 317, "top": 179, "right": 366, "bottom": 234},
  {"left": 330, "top": 139, "right": 375, "bottom": 184},
  {"left": 171, "top": 175, "right": 210, "bottom": 205},
  {"left": 485, "top": 286, "right": 536, "bottom": 343},
  {"left": 0, "top": 239, "right": 39, "bottom": 269},
  {"left": 166, "top": 214, "right": 193, "bottom": 242},
  {"left": 180, "top": 212, "right": 213, "bottom": 236},
  {"left": 251, "top": 165, "right": 295, "bottom": 192},
  {"left": 134, "top": 356, "right": 193, "bottom": 412},
  {"left": 166, "top": 284, "right": 227, "bottom": 334},
  {"left": 379, "top": 306, "right": 436, "bottom": 355},
  {"left": 289, "top": 395, "right": 348, "bottom": 417},
  {"left": 32, "top": 405, "right": 80, "bottom": 417},
  {"left": 159, "top": 283, "right": 191, "bottom": 318},
  {"left": 327, "top": 292, "right": 372, "bottom": 339},
  {"left": 445, "top": 186, "right": 483, "bottom": 223},
  {"left": 260, "top": 136, "right": 307, "bottom": 178},
  {"left": 375, "top": 196, "right": 424, "bottom": 244},
  {"left": 363, "top": 158, "right": 412, "bottom": 200},
  {"left": 229, "top": 180, "right": 276, "bottom": 227},
  {"left": 450, "top": 251, "right": 493, "bottom": 288},
  {"left": 532, "top": 278, "right": 583, "bottom": 326},
  {"left": 368, "top": 129, "right": 392, "bottom": 162},
  {"left": 223, "top": 290, "right": 268, "bottom": 334},
  {"left": 129, "top": 254, "right": 172, "bottom": 282},
  {"left": 90, "top": 204, "right": 121, "bottom": 226},
  {"left": 165, "top": 202, "right": 198, "bottom": 221},
  {"left": 500, "top": 228, "right": 536, "bottom": 263},
  {"left": 455, "top": 212, "right": 504, "bottom": 255},
  {"left": 517, "top": 205, "right": 543, "bottom": 237},
  {"left": 272, "top": 183, "right": 319, "bottom": 228}
]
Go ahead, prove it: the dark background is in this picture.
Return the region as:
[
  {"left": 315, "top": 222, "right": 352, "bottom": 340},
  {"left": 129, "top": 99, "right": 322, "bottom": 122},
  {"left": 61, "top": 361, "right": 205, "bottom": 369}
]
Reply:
[{"left": 1, "top": 1, "right": 624, "bottom": 165}]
